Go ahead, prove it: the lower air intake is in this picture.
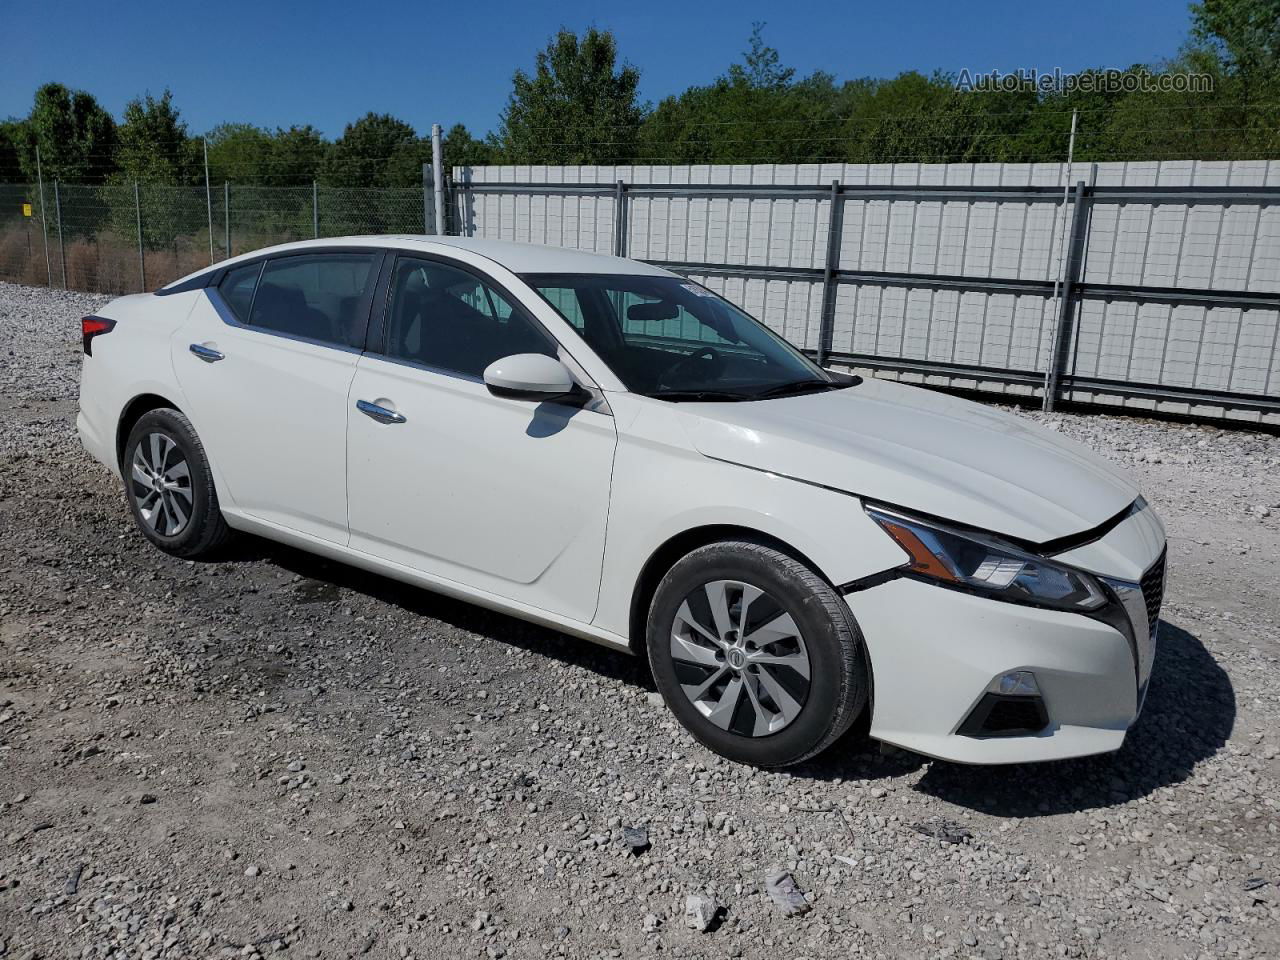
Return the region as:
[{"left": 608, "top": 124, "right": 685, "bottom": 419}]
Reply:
[{"left": 957, "top": 693, "right": 1050, "bottom": 738}]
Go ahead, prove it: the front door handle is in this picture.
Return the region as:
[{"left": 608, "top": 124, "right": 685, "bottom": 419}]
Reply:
[
  {"left": 189, "top": 343, "right": 225, "bottom": 363},
  {"left": 356, "top": 399, "right": 407, "bottom": 425}
]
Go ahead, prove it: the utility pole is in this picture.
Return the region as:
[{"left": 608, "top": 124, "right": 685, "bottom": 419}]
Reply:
[
  {"left": 35, "top": 146, "right": 51, "bottom": 286},
  {"left": 203, "top": 138, "right": 214, "bottom": 263},
  {"left": 431, "top": 123, "right": 445, "bottom": 235}
]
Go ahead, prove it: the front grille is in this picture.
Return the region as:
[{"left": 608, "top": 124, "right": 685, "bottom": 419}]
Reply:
[{"left": 1140, "top": 549, "right": 1167, "bottom": 635}]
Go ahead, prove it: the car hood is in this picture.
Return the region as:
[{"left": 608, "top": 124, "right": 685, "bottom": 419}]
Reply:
[{"left": 679, "top": 378, "right": 1138, "bottom": 545}]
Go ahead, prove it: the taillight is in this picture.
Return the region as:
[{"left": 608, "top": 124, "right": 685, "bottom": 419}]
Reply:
[{"left": 82, "top": 315, "right": 116, "bottom": 356}]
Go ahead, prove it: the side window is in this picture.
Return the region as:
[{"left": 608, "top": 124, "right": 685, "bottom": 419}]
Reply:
[
  {"left": 246, "top": 253, "right": 378, "bottom": 347},
  {"left": 383, "top": 258, "right": 555, "bottom": 378},
  {"left": 218, "top": 262, "right": 261, "bottom": 323}
]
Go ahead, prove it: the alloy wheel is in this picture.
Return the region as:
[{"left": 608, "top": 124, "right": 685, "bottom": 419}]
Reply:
[
  {"left": 669, "top": 579, "right": 812, "bottom": 737},
  {"left": 130, "top": 432, "right": 194, "bottom": 537}
]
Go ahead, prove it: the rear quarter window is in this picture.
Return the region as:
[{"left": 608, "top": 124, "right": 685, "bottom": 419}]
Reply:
[{"left": 218, "top": 263, "right": 262, "bottom": 323}]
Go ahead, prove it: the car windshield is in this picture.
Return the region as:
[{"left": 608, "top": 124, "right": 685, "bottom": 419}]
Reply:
[{"left": 524, "top": 273, "right": 848, "bottom": 401}]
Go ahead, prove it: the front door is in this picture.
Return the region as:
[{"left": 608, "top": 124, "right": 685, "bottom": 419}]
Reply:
[{"left": 345, "top": 255, "right": 617, "bottom": 624}]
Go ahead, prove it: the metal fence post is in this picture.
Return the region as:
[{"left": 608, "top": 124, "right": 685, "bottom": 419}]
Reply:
[
  {"left": 422, "top": 163, "right": 432, "bottom": 235},
  {"left": 134, "top": 181, "right": 145, "bottom": 292},
  {"left": 312, "top": 181, "right": 319, "bottom": 238},
  {"left": 203, "top": 138, "right": 214, "bottom": 263},
  {"left": 816, "top": 179, "right": 844, "bottom": 367},
  {"left": 35, "top": 145, "right": 51, "bottom": 287},
  {"left": 53, "top": 180, "right": 66, "bottom": 289},
  {"left": 613, "top": 180, "right": 628, "bottom": 257},
  {"left": 461, "top": 169, "right": 473, "bottom": 237},
  {"left": 224, "top": 182, "right": 230, "bottom": 257},
  {"left": 431, "top": 124, "right": 445, "bottom": 236},
  {"left": 1043, "top": 180, "right": 1090, "bottom": 412}
]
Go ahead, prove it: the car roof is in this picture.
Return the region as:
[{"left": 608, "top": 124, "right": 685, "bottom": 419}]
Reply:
[{"left": 161, "top": 235, "right": 676, "bottom": 292}]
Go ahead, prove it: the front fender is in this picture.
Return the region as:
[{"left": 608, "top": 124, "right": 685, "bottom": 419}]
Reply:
[{"left": 593, "top": 428, "right": 908, "bottom": 641}]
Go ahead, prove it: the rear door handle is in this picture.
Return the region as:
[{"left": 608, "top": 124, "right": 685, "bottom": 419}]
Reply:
[
  {"left": 356, "top": 399, "right": 407, "bottom": 425},
  {"left": 189, "top": 343, "right": 224, "bottom": 363}
]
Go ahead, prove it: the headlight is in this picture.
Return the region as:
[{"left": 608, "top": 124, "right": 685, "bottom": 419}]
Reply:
[{"left": 864, "top": 505, "right": 1107, "bottom": 611}]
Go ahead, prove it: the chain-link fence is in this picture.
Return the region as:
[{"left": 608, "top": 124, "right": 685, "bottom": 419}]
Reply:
[{"left": 0, "top": 179, "right": 443, "bottom": 295}]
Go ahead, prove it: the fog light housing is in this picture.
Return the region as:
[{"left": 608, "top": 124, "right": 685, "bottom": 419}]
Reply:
[
  {"left": 957, "top": 671, "right": 1050, "bottom": 738},
  {"left": 995, "top": 671, "right": 1040, "bottom": 697}
]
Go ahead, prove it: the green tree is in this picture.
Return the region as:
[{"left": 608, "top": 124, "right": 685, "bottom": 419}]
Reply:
[
  {"left": 500, "top": 28, "right": 642, "bottom": 163},
  {"left": 269, "top": 125, "right": 328, "bottom": 185},
  {"left": 0, "top": 120, "right": 24, "bottom": 181},
  {"left": 640, "top": 27, "right": 839, "bottom": 164},
  {"left": 834, "top": 72, "right": 1041, "bottom": 164},
  {"left": 115, "top": 90, "right": 198, "bottom": 183},
  {"left": 18, "top": 82, "right": 116, "bottom": 183},
  {"left": 205, "top": 122, "right": 274, "bottom": 182},
  {"left": 1186, "top": 0, "right": 1280, "bottom": 156},
  {"left": 322, "top": 112, "right": 425, "bottom": 187},
  {"left": 443, "top": 123, "right": 499, "bottom": 169},
  {"left": 734, "top": 22, "right": 795, "bottom": 89},
  {"left": 1191, "top": 0, "right": 1280, "bottom": 82},
  {"left": 110, "top": 91, "right": 202, "bottom": 250}
]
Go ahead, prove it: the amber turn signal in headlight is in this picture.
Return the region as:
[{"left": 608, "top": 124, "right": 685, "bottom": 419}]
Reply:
[{"left": 865, "top": 506, "right": 1107, "bottom": 611}]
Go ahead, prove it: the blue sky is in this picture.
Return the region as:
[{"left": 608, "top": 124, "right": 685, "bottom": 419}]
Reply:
[{"left": 3, "top": 0, "right": 1196, "bottom": 138}]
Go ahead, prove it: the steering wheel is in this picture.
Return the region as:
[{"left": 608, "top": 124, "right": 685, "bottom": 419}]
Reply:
[{"left": 658, "top": 347, "right": 725, "bottom": 390}]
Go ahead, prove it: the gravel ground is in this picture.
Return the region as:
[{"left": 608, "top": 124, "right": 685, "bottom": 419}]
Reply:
[{"left": 1, "top": 279, "right": 1278, "bottom": 960}]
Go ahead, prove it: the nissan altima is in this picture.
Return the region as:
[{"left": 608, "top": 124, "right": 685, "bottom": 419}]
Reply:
[{"left": 76, "top": 236, "right": 1166, "bottom": 767}]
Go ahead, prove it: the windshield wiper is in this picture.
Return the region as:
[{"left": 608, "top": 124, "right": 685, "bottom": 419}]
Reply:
[
  {"left": 644, "top": 389, "right": 752, "bottom": 402},
  {"left": 751, "top": 378, "right": 846, "bottom": 400}
]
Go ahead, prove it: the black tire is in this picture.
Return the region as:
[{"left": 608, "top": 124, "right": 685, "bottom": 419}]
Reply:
[
  {"left": 122, "top": 408, "right": 232, "bottom": 559},
  {"left": 646, "top": 541, "right": 869, "bottom": 768}
]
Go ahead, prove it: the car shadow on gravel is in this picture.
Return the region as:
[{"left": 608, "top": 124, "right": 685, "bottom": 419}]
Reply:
[
  {"left": 248, "top": 540, "right": 656, "bottom": 691},
  {"left": 907, "top": 621, "right": 1236, "bottom": 816},
  {"left": 206, "top": 542, "right": 1234, "bottom": 812}
]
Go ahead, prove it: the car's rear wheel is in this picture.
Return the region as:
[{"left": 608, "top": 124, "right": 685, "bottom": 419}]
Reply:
[
  {"left": 123, "top": 408, "right": 231, "bottom": 559},
  {"left": 646, "top": 541, "right": 869, "bottom": 767}
]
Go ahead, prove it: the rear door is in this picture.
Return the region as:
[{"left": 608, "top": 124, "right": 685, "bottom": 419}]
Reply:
[
  {"left": 174, "top": 249, "right": 383, "bottom": 543},
  {"left": 345, "top": 254, "right": 617, "bottom": 624}
]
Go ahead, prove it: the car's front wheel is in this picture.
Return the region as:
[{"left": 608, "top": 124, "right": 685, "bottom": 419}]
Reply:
[
  {"left": 123, "top": 408, "right": 231, "bottom": 559},
  {"left": 646, "top": 541, "right": 870, "bottom": 767}
]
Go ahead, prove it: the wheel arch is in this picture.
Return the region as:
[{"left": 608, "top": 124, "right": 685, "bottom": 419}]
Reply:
[
  {"left": 116, "top": 393, "right": 185, "bottom": 468},
  {"left": 626, "top": 524, "right": 833, "bottom": 656}
]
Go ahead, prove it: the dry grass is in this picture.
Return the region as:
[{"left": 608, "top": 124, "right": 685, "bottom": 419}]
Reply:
[
  {"left": 0, "top": 225, "right": 51, "bottom": 287},
  {"left": 0, "top": 225, "right": 220, "bottom": 294}
]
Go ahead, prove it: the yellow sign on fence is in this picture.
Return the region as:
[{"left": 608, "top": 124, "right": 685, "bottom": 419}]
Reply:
[{"left": 22, "top": 203, "right": 32, "bottom": 217}]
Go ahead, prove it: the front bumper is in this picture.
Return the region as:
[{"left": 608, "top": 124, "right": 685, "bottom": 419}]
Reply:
[
  {"left": 846, "top": 579, "right": 1141, "bottom": 763},
  {"left": 845, "top": 505, "right": 1165, "bottom": 764}
]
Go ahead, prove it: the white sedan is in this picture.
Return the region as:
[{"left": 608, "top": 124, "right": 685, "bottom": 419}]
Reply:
[{"left": 77, "top": 236, "right": 1166, "bottom": 767}]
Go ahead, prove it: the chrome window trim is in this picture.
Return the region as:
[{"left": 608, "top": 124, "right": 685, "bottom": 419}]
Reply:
[
  {"left": 358, "top": 347, "right": 612, "bottom": 418},
  {"left": 360, "top": 348, "right": 487, "bottom": 385}
]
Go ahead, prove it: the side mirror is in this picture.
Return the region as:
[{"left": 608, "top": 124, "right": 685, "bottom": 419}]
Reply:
[{"left": 483, "top": 353, "right": 581, "bottom": 402}]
